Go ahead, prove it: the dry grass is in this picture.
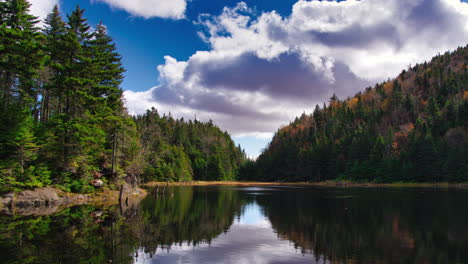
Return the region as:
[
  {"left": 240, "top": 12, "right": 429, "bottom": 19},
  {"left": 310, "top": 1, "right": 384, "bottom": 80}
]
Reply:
[
  {"left": 89, "top": 187, "right": 147, "bottom": 205},
  {"left": 143, "top": 181, "right": 468, "bottom": 188}
]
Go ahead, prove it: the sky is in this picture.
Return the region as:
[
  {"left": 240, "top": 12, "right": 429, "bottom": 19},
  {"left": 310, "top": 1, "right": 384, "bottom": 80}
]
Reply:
[
  {"left": 134, "top": 201, "right": 322, "bottom": 263},
  {"left": 29, "top": 0, "right": 468, "bottom": 158}
]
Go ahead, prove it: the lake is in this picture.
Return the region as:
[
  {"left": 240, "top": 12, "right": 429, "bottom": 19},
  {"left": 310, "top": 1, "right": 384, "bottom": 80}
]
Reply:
[{"left": 1, "top": 185, "right": 467, "bottom": 264}]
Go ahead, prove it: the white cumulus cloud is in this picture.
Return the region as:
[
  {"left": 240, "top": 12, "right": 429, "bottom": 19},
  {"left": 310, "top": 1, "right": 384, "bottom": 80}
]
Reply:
[
  {"left": 125, "top": 0, "right": 468, "bottom": 139},
  {"left": 96, "top": 0, "right": 186, "bottom": 19},
  {"left": 28, "top": 0, "right": 59, "bottom": 24}
]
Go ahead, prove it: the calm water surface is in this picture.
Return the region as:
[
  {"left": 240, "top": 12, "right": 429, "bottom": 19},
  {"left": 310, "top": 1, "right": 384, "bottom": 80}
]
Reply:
[{"left": 1, "top": 186, "right": 467, "bottom": 264}]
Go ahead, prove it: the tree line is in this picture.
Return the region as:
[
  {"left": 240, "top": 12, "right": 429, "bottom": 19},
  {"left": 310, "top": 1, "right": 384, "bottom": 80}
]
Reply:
[
  {"left": 244, "top": 46, "right": 468, "bottom": 183},
  {"left": 134, "top": 108, "right": 246, "bottom": 182},
  {"left": 0, "top": 0, "right": 245, "bottom": 193}
]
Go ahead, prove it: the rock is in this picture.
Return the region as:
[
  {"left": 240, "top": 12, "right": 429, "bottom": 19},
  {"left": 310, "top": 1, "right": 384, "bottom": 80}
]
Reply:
[
  {"left": 90, "top": 180, "right": 104, "bottom": 187},
  {"left": 0, "top": 206, "right": 11, "bottom": 215},
  {"left": 0, "top": 193, "right": 14, "bottom": 207},
  {"left": 15, "top": 187, "right": 61, "bottom": 207},
  {"left": 90, "top": 211, "right": 103, "bottom": 218},
  {"left": 0, "top": 184, "right": 146, "bottom": 217},
  {"left": 13, "top": 205, "right": 61, "bottom": 216},
  {"left": 61, "top": 194, "right": 90, "bottom": 205}
]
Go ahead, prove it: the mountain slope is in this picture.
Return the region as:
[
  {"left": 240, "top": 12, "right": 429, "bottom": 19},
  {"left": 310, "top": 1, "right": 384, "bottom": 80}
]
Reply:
[
  {"left": 134, "top": 108, "right": 246, "bottom": 182},
  {"left": 245, "top": 45, "right": 468, "bottom": 183}
]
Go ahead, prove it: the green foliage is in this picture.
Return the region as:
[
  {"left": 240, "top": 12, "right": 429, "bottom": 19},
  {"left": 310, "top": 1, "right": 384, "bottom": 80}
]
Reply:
[
  {"left": 0, "top": 2, "right": 140, "bottom": 193},
  {"left": 249, "top": 45, "right": 468, "bottom": 183},
  {"left": 0, "top": 106, "right": 52, "bottom": 192},
  {"left": 135, "top": 108, "right": 246, "bottom": 182},
  {"left": 0, "top": 1, "right": 244, "bottom": 193}
]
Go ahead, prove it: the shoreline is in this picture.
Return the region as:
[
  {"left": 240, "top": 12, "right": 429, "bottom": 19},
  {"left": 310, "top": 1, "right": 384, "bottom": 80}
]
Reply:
[
  {"left": 3, "top": 180, "right": 467, "bottom": 216},
  {"left": 144, "top": 180, "right": 468, "bottom": 188},
  {"left": 0, "top": 185, "right": 147, "bottom": 216}
]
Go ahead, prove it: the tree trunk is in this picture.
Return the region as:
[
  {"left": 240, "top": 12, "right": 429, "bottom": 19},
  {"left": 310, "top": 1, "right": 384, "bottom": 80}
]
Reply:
[
  {"left": 118, "top": 184, "right": 124, "bottom": 207},
  {"left": 111, "top": 129, "right": 117, "bottom": 176}
]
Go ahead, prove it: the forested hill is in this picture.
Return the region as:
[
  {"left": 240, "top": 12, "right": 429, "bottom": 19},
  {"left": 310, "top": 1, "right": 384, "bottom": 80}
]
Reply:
[
  {"left": 244, "top": 46, "right": 468, "bottom": 183},
  {"left": 134, "top": 108, "right": 246, "bottom": 182},
  {"left": 0, "top": 1, "right": 245, "bottom": 193}
]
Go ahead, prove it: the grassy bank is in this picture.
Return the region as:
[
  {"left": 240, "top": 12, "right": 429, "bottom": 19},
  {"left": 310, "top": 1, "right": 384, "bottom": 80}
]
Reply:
[
  {"left": 144, "top": 181, "right": 468, "bottom": 188},
  {"left": 85, "top": 186, "right": 147, "bottom": 205}
]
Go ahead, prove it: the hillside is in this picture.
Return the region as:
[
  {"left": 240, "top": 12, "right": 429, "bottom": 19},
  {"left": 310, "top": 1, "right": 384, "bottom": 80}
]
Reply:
[
  {"left": 244, "top": 46, "right": 468, "bottom": 182},
  {"left": 134, "top": 108, "right": 246, "bottom": 182}
]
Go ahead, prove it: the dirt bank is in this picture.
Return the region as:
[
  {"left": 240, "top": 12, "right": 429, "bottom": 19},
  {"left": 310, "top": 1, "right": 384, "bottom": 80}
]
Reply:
[{"left": 0, "top": 185, "right": 146, "bottom": 216}]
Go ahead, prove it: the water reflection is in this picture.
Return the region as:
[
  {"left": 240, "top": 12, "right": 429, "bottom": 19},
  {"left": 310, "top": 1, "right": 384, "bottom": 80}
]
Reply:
[
  {"left": 138, "top": 201, "right": 318, "bottom": 264},
  {"left": 0, "top": 186, "right": 467, "bottom": 264},
  {"left": 237, "top": 202, "right": 269, "bottom": 227}
]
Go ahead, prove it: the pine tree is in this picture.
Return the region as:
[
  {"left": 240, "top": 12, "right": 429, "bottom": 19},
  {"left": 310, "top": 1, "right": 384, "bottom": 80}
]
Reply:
[
  {"left": 86, "top": 22, "right": 126, "bottom": 177},
  {"left": 0, "top": 0, "right": 47, "bottom": 191},
  {"left": 0, "top": 1, "right": 148, "bottom": 192},
  {"left": 12, "top": 110, "right": 38, "bottom": 173},
  {"left": 41, "top": 5, "right": 66, "bottom": 122},
  {"left": 0, "top": 0, "right": 43, "bottom": 111},
  {"left": 87, "top": 22, "right": 125, "bottom": 113},
  {"left": 57, "top": 5, "right": 94, "bottom": 173}
]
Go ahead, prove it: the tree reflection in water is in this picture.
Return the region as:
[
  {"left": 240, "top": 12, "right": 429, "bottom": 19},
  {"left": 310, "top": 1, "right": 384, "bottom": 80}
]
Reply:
[{"left": 0, "top": 186, "right": 467, "bottom": 264}]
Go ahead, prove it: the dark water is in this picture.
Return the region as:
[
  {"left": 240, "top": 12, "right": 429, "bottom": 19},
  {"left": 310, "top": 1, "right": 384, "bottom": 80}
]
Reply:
[{"left": 1, "top": 186, "right": 467, "bottom": 264}]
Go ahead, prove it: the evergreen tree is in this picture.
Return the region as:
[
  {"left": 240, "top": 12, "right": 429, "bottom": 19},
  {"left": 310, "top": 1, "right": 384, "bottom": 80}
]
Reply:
[
  {"left": 0, "top": 0, "right": 43, "bottom": 111},
  {"left": 41, "top": 4, "right": 66, "bottom": 122},
  {"left": 0, "top": 2, "right": 145, "bottom": 192}
]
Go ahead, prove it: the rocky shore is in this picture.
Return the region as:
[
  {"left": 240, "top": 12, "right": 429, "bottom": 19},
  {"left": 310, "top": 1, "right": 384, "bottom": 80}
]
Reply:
[{"left": 0, "top": 185, "right": 146, "bottom": 216}]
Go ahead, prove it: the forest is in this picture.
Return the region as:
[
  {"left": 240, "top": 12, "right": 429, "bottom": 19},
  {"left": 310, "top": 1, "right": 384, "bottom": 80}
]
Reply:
[
  {"left": 244, "top": 46, "right": 468, "bottom": 183},
  {"left": 0, "top": 0, "right": 245, "bottom": 193},
  {"left": 134, "top": 108, "right": 245, "bottom": 183},
  {"left": 1, "top": 0, "right": 467, "bottom": 195}
]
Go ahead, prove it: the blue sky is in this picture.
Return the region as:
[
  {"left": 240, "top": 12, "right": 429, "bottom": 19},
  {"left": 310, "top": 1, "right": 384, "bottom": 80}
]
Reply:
[
  {"left": 56, "top": 0, "right": 300, "bottom": 93},
  {"left": 29, "top": 0, "right": 468, "bottom": 158}
]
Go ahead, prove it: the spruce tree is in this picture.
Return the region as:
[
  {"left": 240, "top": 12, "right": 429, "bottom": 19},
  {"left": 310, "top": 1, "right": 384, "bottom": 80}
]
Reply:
[
  {"left": 41, "top": 5, "right": 66, "bottom": 122},
  {"left": 86, "top": 22, "right": 128, "bottom": 177},
  {"left": 0, "top": 0, "right": 46, "bottom": 191},
  {"left": 0, "top": 0, "right": 43, "bottom": 111},
  {"left": 58, "top": 5, "right": 94, "bottom": 174}
]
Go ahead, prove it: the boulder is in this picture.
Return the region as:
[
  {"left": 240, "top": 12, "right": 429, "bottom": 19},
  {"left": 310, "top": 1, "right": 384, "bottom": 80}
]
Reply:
[
  {"left": 90, "top": 179, "right": 104, "bottom": 187},
  {"left": 14, "top": 187, "right": 61, "bottom": 207},
  {"left": 0, "top": 193, "right": 14, "bottom": 207}
]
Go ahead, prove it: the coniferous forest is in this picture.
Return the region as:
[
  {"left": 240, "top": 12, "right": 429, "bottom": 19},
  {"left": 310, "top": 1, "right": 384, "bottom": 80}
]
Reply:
[
  {"left": 0, "top": 1, "right": 245, "bottom": 193},
  {"left": 134, "top": 108, "right": 245, "bottom": 183},
  {"left": 1, "top": 0, "right": 467, "bottom": 195},
  {"left": 243, "top": 46, "right": 468, "bottom": 183}
]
